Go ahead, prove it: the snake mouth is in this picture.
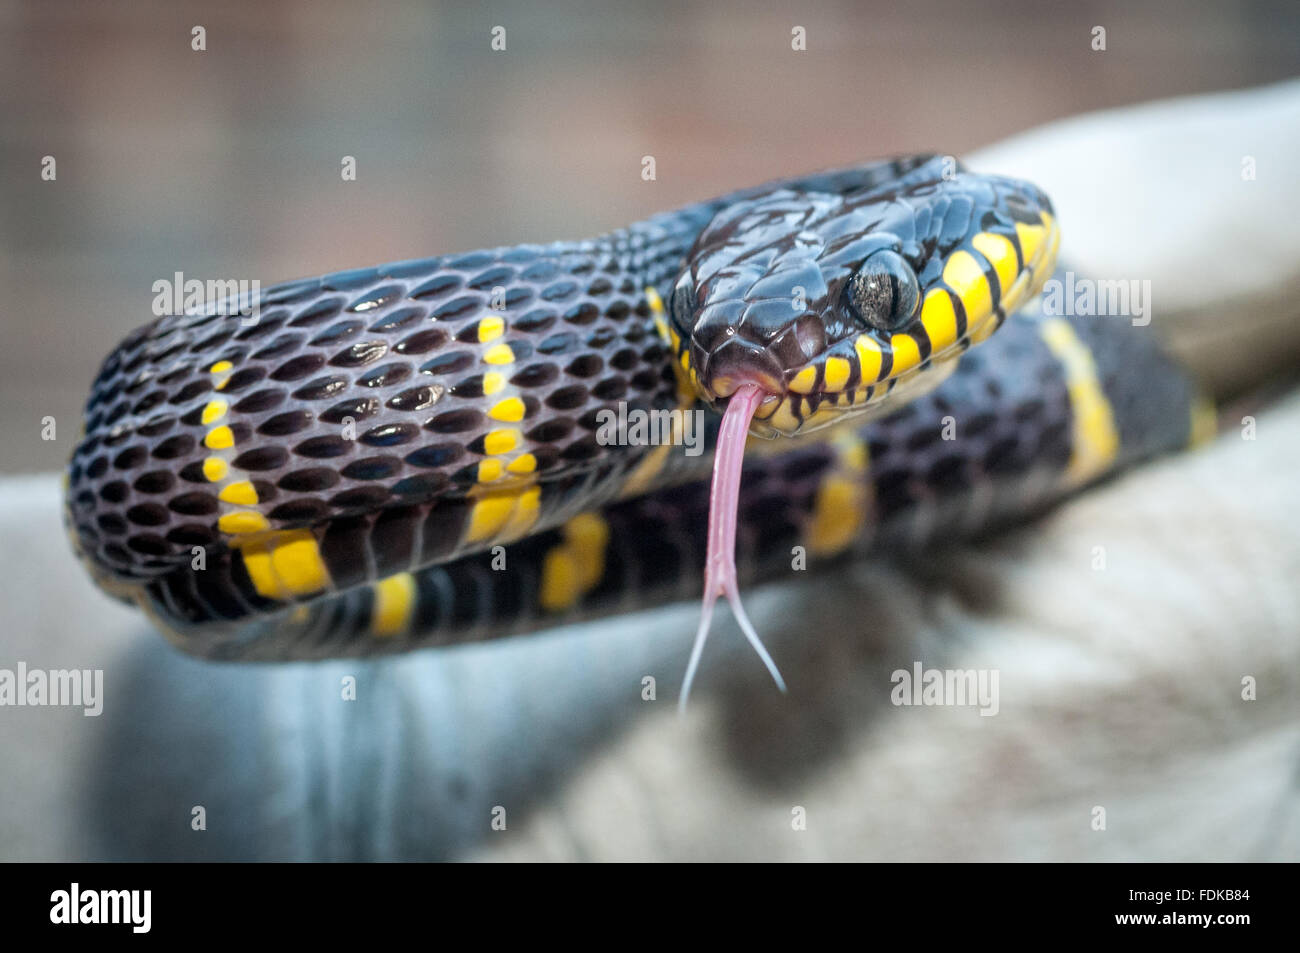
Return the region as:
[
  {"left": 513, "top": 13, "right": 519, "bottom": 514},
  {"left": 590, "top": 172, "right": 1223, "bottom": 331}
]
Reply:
[
  {"left": 715, "top": 382, "right": 783, "bottom": 426},
  {"left": 698, "top": 335, "right": 786, "bottom": 400},
  {"left": 696, "top": 319, "right": 977, "bottom": 439}
]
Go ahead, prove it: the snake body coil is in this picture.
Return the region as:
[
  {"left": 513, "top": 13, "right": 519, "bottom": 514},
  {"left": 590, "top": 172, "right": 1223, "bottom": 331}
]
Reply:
[{"left": 65, "top": 156, "right": 1203, "bottom": 665}]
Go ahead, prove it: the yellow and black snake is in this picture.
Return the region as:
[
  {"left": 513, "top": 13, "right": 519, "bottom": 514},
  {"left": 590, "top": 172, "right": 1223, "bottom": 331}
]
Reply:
[{"left": 64, "top": 155, "right": 1205, "bottom": 700}]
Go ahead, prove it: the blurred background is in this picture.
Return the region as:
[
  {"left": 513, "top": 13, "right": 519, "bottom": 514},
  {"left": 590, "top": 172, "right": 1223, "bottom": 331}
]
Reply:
[
  {"left": 2, "top": 0, "right": 1298, "bottom": 473},
  {"left": 1, "top": 1, "right": 1298, "bottom": 863}
]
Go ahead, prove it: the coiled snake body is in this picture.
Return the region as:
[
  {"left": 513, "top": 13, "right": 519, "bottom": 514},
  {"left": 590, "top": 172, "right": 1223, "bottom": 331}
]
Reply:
[{"left": 65, "top": 156, "right": 1204, "bottom": 694}]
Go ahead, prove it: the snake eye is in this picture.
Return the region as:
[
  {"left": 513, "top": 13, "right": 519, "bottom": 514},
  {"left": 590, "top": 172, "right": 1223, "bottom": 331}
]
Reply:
[{"left": 845, "top": 250, "right": 920, "bottom": 332}]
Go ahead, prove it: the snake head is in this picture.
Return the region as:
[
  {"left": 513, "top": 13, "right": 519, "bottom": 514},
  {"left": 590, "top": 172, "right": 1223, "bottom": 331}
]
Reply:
[{"left": 668, "top": 170, "right": 1059, "bottom": 436}]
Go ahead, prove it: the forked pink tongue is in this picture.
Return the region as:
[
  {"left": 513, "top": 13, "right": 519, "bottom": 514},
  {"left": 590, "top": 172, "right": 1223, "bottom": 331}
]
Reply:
[{"left": 679, "top": 382, "right": 787, "bottom": 712}]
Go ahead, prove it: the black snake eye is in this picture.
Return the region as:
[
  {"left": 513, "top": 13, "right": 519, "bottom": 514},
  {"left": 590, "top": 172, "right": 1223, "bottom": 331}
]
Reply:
[{"left": 845, "top": 250, "right": 920, "bottom": 332}]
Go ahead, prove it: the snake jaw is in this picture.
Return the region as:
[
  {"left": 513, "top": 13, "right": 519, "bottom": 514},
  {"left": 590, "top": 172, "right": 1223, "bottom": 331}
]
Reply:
[
  {"left": 680, "top": 382, "right": 788, "bottom": 712},
  {"left": 697, "top": 336, "right": 786, "bottom": 402}
]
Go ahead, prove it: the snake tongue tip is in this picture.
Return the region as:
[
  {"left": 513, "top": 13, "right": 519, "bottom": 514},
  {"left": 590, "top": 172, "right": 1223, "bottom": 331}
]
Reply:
[{"left": 679, "top": 382, "right": 783, "bottom": 709}]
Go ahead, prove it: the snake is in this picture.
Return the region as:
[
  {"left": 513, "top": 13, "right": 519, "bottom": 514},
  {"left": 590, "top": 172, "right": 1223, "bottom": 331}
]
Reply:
[{"left": 64, "top": 155, "right": 1208, "bottom": 703}]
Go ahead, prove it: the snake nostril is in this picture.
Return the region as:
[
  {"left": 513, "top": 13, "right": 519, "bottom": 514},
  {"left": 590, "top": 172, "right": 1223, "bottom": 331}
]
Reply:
[
  {"left": 767, "top": 321, "right": 810, "bottom": 370},
  {"left": 793, "top": 313, "right": 827, "bottom": 359}
]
